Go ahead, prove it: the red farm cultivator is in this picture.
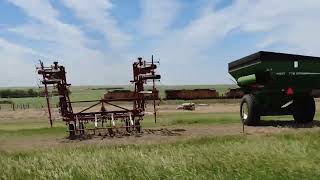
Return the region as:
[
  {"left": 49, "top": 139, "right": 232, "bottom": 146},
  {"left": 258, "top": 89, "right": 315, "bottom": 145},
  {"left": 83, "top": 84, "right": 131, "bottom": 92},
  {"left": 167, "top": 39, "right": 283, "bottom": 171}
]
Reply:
[{"left": 37, "top": 56, "right": 161, "bottom": 138}]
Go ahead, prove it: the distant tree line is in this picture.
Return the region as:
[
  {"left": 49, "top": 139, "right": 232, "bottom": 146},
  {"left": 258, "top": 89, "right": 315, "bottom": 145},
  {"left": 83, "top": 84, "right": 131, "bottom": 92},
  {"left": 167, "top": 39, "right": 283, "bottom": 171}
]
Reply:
[
  {"left": 90, "top": 87, "right": 124, "bottom": 91},
  {"left": 0, "top": 100, "right": 13, "bottom": 104},
  {"left": 0, "top": 89, "right": 43, "bottom": 98},
  {"left": 0, "top": 89, "right": 72, "bottom": 98}
]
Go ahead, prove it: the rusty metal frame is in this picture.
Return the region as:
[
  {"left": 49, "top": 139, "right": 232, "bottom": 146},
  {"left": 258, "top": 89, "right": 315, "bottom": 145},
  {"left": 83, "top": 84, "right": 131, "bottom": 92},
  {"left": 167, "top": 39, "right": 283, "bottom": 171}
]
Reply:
[{"left": 37, "top": 57, "right": 160, "bottom": 138}]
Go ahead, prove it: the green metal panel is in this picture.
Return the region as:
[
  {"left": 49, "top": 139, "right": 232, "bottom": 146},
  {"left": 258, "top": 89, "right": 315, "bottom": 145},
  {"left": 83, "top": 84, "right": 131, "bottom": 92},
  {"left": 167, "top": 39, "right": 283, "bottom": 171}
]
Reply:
[
  {"left": 229, "top": 52, "right": 320, "bottom": 91},
  {"left": 229, "top": 51, "right": 320, "bottom": 116},
  {"left": 237, "top": 74, "right": 256, "bottom": 86}
]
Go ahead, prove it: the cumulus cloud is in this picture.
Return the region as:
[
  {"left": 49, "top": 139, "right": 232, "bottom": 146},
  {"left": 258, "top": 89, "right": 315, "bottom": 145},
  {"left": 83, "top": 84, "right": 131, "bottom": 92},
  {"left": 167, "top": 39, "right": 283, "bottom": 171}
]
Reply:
[
  {"left": 137, "top": 0, "right": 180, "bottom": 36},
  {"left": 0, "top": 38, "right": 44, "bottom": 86},
  {"left": 61, "top": 0, "right": 131, "bottom": 49},
  {"left": 5, "top": 0, "right": 133, "bottom": 86},
  {"left": 145, "top": 0, "right": 320, "bottom": 84},
  {"left": 7, "top": 0, "right": 95, "bottom": 53},
  {"left": 241, "top": 0, "right": 320, "bottom": 55},
  {"left": 1, "top": 0, "right": 320, "bottom": 86}
]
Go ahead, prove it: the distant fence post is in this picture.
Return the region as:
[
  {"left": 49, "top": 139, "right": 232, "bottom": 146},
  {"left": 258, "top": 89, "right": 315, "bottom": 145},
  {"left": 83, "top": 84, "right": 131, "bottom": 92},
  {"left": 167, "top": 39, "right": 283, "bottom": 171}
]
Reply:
[{"left": 12, "top": 103, "right": 15, "bottom": 111}]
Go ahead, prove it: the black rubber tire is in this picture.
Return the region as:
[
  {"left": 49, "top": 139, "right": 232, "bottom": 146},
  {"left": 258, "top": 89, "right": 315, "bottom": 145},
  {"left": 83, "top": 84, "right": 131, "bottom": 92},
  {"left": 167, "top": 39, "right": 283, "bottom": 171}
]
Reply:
[
  {"left": 68, "top": 123, "right": 75, "bottom": 139},
  {"left": 240, "top": 94, "right": 260, "bottom": 125},
  {"left": 293, "top": 95, "right": 315, "bottom": 123}
]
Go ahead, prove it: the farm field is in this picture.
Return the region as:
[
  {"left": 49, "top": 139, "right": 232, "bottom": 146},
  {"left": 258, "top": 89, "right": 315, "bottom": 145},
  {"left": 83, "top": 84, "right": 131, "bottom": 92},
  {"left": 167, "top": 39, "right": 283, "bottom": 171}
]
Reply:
[
  {"left": 2, "top": 0, "right": 319, "bottom": 179},
  {"left": 0, "top": 84, "right": 237, "bottom": 109},
  {"left": 1, "top": 89, "right": 320, "bottom": 179}
]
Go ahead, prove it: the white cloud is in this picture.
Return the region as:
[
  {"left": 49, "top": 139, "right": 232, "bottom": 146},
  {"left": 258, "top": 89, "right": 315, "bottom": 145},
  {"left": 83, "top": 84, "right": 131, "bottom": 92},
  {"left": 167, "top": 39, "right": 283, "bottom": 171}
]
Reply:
[
  {"left": 6, "top": 0, "right": 91, "bottom": 51},
  {"left": 4, "top": 0, "right": 133, "bottom": 86},
  {"left": 7, "top": 0, "right": 92, "bottom": 52},
  {"left": 61, "top": 0, "right": 131, "bottom": 49},
  {"left": 2, "top": 0, "right": 320, "bottom": 86},
  {"left": 152, "top": 0, "right": 249, "bottom": 61},
  {"left": 0, "top": 38, "right": 45, "bottom": 86},
  {"left": 142, "top": 0, "right": 320, "bottom": 84},
  {"left": 139, "top": 1, "right": 247, "bottom": 84},
  {"left": 138, "top": 0, "right": 180, "bottom": 36},
  {"left": 241, "top": 0, "right": 320, "bottom": 55},
  {"left": 8, "top": 0, "right": 58, "bottom": 22},
  {"left": 159, "top": 0, "right": 320, "bottom": 58}
]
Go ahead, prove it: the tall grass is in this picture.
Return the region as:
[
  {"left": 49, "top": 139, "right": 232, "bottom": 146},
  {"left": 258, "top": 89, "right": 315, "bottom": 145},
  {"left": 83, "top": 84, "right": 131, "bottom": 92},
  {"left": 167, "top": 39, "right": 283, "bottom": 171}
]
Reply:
[{"left": 1, "top": 131, "right": 320, "bottom": 179}]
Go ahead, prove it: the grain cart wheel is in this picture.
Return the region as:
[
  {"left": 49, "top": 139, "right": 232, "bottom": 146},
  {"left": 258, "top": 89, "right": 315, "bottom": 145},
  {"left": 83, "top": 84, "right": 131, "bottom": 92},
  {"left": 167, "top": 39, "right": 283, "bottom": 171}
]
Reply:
[
  {"left": 240, "top": 94, "right": 260, "bottom": 125},
  {"left": 293, "top": 95, "right": 315, "bottom": 123}
]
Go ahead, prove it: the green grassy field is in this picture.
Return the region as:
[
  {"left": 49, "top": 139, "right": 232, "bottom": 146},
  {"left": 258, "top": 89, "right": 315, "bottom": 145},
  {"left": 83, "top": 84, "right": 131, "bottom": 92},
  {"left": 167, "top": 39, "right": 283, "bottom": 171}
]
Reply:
[
  {"left": 1, "top": 131, "right": 320, "bottom": 179},
  {"left": 1, "top": 109, "right": 320, "bottom": 179}
]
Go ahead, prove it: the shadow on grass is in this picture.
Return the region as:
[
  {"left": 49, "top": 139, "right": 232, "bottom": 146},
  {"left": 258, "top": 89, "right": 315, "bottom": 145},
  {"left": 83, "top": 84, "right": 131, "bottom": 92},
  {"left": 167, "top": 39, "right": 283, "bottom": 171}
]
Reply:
[
  {"left": 254, "top": 120, "right": 320, "bottom": 128},
  {"left": 67, "top": 128, "right": 186, "bottom": 141}
]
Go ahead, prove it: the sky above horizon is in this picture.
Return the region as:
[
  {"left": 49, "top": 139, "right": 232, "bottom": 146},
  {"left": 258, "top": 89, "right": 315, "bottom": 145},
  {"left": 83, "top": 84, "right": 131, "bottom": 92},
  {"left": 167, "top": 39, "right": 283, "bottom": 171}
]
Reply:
[{"left": 0, "top": 0, "right": 320, "bottom": 87}]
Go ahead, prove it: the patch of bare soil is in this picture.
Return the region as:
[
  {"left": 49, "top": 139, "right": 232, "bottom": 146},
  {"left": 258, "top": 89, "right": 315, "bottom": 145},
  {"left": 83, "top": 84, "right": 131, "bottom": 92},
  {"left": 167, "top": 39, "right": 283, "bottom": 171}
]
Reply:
[
  {"left": 155, "top": 104, "right": 239, "bottom": 113},
  {"left": 2, "top": 124, "right": 320, "bottom": 152}
]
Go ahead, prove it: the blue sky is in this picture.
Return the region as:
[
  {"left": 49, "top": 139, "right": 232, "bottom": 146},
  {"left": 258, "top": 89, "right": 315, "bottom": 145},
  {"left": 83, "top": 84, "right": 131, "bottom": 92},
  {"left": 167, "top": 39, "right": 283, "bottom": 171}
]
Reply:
[{"left": 0, "top": 0, "right": 319, "bottom": 87}]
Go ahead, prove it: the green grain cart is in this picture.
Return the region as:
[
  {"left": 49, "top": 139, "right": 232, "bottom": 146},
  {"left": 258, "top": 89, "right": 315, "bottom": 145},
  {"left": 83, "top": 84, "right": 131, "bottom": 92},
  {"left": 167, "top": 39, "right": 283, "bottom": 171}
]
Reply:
[{"left": 229, "top": 51, "right": 320, "bottom": 125}]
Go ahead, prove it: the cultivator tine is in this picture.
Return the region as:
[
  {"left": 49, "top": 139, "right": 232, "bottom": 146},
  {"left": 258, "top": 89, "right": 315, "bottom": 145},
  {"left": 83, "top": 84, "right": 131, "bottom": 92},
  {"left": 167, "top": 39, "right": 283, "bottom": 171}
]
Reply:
[
  {"left": 94, "top": 114, "right": 98, "bottom": 128},
  {"left": 111, "top": 114, "right": 115, "bottom": 127},
  {"left": 129, "top": 113, "right": 133, "bottom": 126}
]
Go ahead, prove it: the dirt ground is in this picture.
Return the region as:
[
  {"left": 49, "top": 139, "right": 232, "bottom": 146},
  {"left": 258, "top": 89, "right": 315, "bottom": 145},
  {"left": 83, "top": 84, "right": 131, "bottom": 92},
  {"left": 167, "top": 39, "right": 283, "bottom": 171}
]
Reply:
[
  {"left": 0, "top": 103, "right": 240, "bottom": 121},
  {"left": 2, "top": 123, "right": 320, "bottom": 152}
]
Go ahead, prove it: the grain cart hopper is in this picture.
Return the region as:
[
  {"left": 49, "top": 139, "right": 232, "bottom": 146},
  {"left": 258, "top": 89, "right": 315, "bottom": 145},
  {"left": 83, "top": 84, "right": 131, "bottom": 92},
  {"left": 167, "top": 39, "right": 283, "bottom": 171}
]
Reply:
[{"left": 229, "top": 51, "right": 320, "bottom": 125}]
